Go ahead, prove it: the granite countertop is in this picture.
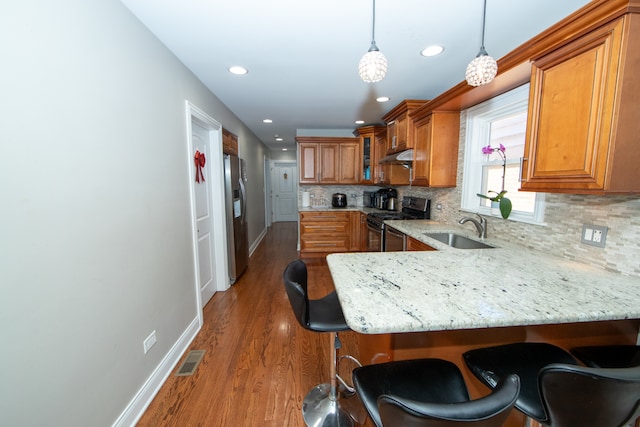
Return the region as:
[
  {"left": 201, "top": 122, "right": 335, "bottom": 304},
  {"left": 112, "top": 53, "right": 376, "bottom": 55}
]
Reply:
[
  {"left": 298, "top": 206, "right": 362, "bottom": 212},
  {"left": 326, "top": 220, "right": 640, "bottom": 334}
]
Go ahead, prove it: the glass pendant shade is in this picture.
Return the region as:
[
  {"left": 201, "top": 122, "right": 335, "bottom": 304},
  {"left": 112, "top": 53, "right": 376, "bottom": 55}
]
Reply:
[
  {"left": 466, "top": 0, "right": 497, "bottom": 86},
  {"left": 359, "top": 44, "right": 388, "bottom": 83},
  {"left": 465, "top": 50, "right": 498, "bottom": 86}
]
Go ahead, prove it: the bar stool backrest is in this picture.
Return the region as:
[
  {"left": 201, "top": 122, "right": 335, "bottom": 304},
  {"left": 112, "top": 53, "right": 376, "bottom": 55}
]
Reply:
[
  {"left": 540, "top": 364, "right": 640, "bottom": 427},
  {"left": 283, "top": 259, "right": 310, "bottom": 329},
  {"left": 377, "top": 374, "right": 521, "bottom": 427}
]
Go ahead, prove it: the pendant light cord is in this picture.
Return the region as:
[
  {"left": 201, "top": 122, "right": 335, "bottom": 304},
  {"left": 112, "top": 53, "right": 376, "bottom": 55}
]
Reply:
[
  {"left": 371, "top": 0, "right": 376, "bottom": 43},
  {"left": 480, "top": 0, "right": 487, "bottom": 50}
]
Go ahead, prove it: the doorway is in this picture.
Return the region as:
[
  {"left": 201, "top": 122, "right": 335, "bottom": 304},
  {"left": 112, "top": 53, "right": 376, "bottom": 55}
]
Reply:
[
  {"left": 186, "top": 101, "right": 229, "bottom": 313},
  {"left": 271, "top": 161, "right": 298, "bottom": 222}
]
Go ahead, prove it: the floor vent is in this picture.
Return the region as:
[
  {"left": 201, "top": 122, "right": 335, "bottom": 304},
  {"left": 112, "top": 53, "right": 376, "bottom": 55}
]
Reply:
[{"left": 175, "top": 350, "right": 205, "bottom": 376}]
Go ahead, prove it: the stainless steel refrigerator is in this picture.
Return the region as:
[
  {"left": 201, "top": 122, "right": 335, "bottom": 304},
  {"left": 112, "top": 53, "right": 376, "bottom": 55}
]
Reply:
[{"left": 224, "top": 154, "right": 249, "bottom": 284}]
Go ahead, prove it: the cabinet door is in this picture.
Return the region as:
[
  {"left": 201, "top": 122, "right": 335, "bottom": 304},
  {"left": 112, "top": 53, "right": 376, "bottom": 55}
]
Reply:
[
  {"left": 387, "top": 116, "right": 409, "bottom": 153},
  {"left": 373, "top": 132, "right": 386, "bottom": 183},
  {"left": 386, "top": 120, "right": 398, "bottom": 153},
  {"left": 360, "top": 134, "right": 372, "bottom": 184},
  {"left": 412, "top": 112, "right": 459, "bottom": 187},
  {"left": 339, "top": 142, "right": 360, "bottom": 184},
  {"left": 521, "top": 18, "right": 623, "bottom": 192},
  {"left": 359, "top": 212, "right": 368, "bottom": 251},
  {"left": 319, "top": 143, "right": 339, "bottom": 183},
  {"left": 407, "top": 237, "right": 436, "bottom": 251},
  {"left": 298, "top": 143, "right": 318, "bottom": 183},
  {"left": 395, "top": 115, "right": 409, "bottom": 151}
]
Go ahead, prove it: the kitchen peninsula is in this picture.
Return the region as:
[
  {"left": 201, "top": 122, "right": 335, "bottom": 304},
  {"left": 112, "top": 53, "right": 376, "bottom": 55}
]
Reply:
[
  {"left": 327, "top": 221, "right": 640, "bottom": 334},
  {"left": 326, "top": 222, "right": 640, "bottom": 425}
]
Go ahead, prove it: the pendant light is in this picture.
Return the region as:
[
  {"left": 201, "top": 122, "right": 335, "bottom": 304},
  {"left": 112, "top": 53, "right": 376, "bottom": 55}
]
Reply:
[
  {"left": 359, "top": 0, "right": 387, "bottom": 83},
  {"left": 465, "top": 0, "right": 498, "bottom": 86}
]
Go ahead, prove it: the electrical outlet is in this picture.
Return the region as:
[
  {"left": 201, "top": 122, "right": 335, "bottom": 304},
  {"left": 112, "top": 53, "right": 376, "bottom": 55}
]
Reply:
[
  {"left": 581, "top": 224, "right": 608, "bottom": 248},
  {"left": 143, "top": 330, "right": 157, "bottom": 354}
]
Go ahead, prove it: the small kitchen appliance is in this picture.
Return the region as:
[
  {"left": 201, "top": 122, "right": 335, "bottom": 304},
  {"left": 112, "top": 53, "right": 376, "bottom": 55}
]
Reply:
[{"left": 331, "top": 193, "right": 347, "bottom": 208}]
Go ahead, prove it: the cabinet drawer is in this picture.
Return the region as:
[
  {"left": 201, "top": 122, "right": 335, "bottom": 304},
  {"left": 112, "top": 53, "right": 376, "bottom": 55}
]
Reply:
[
  {"left": 300, "top": 211, "right": 350, "bottom": 222},
  {"left": 300, "top": 222, "right": 349, "bottom": 236},
  {"left": 300, "top": 236, "right": 350, "bottom": 252}
]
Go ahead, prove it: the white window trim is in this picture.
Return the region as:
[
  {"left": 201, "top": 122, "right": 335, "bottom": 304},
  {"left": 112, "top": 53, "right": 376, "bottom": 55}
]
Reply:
[{"left": 460, "top": 84, "right": 547, "bottom": 225}]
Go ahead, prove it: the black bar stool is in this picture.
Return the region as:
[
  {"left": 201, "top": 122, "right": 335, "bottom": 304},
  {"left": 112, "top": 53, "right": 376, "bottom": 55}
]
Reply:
[
  {"left": 571, "top": 344, "right": 640, "bottom": 368},
  {"left": 463, "top": 342, "right": 640, "bottom": 426},
  {"left": 352, "top": 358, "right": 520, "bottom": 427},
  {"left": 283, "top": 259, "right": 360, "bottom": 427}
]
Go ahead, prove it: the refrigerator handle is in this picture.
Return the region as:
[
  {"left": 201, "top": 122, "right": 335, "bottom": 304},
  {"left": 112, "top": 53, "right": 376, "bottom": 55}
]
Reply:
[{"left": 239, "top": 177, "right": 247, "bottom": 225}]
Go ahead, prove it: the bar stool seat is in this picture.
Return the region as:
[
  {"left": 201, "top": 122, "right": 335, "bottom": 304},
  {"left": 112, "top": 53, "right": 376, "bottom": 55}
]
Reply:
[
  {"left": 571, "top": 344, "right": 640, "bottom": 368},
  {"left": 463, "top": 342, "right": 640, "bottom": 426},
  {"left": 463, "top": 342, "right": 577, "bottom": 422},
  {"left": 352, "top": 358, "right": 520, "bottom": 427}
]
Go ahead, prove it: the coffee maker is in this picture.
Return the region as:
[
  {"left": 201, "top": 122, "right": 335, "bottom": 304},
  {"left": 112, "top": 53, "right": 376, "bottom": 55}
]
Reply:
[{"left": 375, "top": 188, "right": 398, "bottom": 211}]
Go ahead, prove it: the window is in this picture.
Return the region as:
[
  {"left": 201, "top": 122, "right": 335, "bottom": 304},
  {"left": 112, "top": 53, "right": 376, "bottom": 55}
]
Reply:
[{"left": 461, "top": 84, "right": 545, "bottom": 224}]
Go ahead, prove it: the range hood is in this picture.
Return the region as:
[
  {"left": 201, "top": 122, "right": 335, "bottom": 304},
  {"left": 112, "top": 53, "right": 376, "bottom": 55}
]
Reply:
[{"left": 379, "top": 149, "right": 414, "bottom": 164}]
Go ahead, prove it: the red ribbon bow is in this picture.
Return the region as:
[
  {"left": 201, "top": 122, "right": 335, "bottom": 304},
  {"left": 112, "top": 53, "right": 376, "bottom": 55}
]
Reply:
[{"left": 194, "top": 151, "right": 206, "bottom": 183}]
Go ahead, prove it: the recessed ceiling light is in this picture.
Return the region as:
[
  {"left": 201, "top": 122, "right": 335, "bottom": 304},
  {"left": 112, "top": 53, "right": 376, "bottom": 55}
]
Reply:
[
  {"left": 355, "top": 120, "right": 365, "bottom": 125},
  {"left": 376, "top": 96, "right": 390, "bottom": 103},
  {"left": 282, "top": 148, "right": 288, "bottom": 151},
  {"left": 262, "top": 119, "right": 273, "bottom": 124},
  {"left": 275, "top": 137, "right": 283, "bottom": 142},
  {"left": 421, "top": 45, "right": 445, "bottom": 57},
  {"left": 228, "top": 66, "right": 248, "bottom": 75}
]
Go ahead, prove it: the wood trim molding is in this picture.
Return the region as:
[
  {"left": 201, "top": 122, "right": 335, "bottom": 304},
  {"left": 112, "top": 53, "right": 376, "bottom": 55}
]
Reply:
[
  {"left": 411, "top": 0, "right": 640, "bottom": 120},
  {"left": 295, "top": 136, "right": 359, "bottom": 144}
]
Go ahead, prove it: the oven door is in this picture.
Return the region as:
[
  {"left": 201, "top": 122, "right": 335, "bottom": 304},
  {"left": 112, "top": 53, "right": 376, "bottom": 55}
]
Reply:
[
  {"left": 384, "top": 226, "right": 406, "bottom": 252},
  {"left": 365, "top": 221, "right": 383, "bottom": 252}
]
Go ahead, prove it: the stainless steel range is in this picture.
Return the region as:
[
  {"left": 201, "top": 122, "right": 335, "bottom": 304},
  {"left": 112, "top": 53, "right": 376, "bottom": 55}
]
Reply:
[{"left": 365, "top": 196, "right": 431, "bottom": 252}]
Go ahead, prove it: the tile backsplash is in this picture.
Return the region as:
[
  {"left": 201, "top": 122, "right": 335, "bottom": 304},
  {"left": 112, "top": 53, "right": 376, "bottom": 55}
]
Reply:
[{"left": 298, "top": 110, "right": 640, "bottom": 277}]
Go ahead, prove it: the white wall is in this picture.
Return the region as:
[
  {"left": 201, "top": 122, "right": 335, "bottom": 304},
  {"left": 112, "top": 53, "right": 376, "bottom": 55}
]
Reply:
[{"left": 0, "top": 1, "right": 268, "bottom": 425}]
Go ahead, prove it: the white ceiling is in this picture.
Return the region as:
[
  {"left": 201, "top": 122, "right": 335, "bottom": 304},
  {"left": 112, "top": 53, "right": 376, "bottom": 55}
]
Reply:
[{"left": 120, "top": 0, "right": 591, "bottom": 152}]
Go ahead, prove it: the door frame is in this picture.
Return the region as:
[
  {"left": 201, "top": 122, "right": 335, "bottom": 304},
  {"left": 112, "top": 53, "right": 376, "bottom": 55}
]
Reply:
[
  {"left": 185, "top": 101, "right": 229, "bottom": 322},
  {"left": 264, "top": 155, "right": 272, "bottom": 227}
]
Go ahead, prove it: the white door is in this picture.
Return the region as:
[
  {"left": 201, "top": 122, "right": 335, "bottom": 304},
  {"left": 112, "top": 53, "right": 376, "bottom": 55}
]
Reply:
[
  {"left": 272, "top": 162, "right": 298, "bottom": 222},
  {"left": 192, "top": 122, "right": 217, "bottom": 306}
]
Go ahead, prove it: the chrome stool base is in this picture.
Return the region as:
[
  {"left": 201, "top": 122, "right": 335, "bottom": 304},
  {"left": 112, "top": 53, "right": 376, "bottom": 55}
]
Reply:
[{"left": 302, "top": 383, "right": 354, "bottom": 427}]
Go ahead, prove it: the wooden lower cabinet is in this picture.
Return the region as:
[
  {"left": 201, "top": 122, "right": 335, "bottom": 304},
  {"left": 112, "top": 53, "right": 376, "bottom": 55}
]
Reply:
[
  {"left": 300, "top": 211, "right": 363, "bottom": 256},
  {"left": 406, "top": 236, "right": 436, "bottom": 251},
  {"left": 358, "top": 319, "right": 640, "bottom": 427}
]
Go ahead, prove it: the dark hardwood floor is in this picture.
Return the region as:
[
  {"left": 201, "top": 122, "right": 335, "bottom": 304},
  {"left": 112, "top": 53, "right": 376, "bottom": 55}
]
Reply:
[{"left": 137, "top": 222, "right": 368, "bottom": 426}]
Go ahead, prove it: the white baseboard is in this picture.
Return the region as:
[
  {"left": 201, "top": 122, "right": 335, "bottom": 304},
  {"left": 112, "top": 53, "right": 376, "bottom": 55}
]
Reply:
[
  {"left": 249, "top": 226, "right": 268, "bottom": 257},
  {"left": 112, "top": 316, "right": 201, "bottom": 427}
]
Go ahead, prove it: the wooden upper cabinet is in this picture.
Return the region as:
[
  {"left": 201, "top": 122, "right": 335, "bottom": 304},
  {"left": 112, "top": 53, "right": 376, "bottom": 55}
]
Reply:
[
  {"left": 521, "top": 13, "right": 640, "bottom": 194},
  {"left": 296, "top": 137, "right": 360, "bottom": 184},
  {"left": 298, "top": 143, "right": 319, "bottom": 184},
  {"left": 338, "top": 142, "right": 359, "bottom": 184},
  {"left": 382, "top": 100, "right": 428, "bottom": 154},
  {"left": 319, "top": 143, "right": 339, "bottom": 183},
  {"left": 354, "top": 125, "right": 386, "bottom": 185},
  {"left": 222, "top": 128, "right": 238, "bottom": 156},
  {"left": 411, "top": 111, "right": 460, "bottom": 187}
]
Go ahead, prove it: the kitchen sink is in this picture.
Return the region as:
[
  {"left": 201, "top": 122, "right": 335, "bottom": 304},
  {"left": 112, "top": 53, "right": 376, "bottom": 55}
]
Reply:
[{"left": 425, "top": 232, "right": 494, "bottom": 249}]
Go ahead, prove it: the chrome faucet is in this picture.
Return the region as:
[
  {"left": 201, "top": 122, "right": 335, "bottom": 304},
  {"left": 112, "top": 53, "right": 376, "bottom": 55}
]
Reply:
[{"left": 459, "top": 214, "right": 487, "bottom": 239}]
